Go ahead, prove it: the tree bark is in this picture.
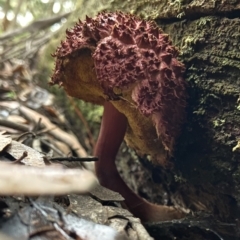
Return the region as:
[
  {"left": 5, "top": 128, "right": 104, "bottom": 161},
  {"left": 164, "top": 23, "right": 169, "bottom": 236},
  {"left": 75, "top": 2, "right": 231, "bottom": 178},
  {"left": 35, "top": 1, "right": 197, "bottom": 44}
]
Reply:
[{"left": 161, "top": 13, "right": 240, "bottom": 214}]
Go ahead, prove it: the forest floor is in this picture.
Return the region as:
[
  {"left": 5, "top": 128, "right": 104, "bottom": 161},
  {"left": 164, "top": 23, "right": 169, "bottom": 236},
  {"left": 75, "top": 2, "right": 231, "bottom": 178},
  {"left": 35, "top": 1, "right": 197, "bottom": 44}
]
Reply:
[{"left": 0, "top": 56, "right": 238, "bottom": 240}]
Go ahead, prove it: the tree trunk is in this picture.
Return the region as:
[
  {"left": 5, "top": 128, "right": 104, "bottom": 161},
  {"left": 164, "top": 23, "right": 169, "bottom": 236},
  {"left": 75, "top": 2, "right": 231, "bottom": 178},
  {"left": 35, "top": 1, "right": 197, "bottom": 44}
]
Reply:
[{"left": 162, "top": 12, "right": 240, "bottom": 214}]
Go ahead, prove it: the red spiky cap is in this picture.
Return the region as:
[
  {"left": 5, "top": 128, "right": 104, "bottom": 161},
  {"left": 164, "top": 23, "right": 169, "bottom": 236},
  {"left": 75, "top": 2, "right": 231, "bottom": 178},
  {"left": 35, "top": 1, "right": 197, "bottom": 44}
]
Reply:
[{"left": 51, "top": 12, "right": 186, "bottom": 161}]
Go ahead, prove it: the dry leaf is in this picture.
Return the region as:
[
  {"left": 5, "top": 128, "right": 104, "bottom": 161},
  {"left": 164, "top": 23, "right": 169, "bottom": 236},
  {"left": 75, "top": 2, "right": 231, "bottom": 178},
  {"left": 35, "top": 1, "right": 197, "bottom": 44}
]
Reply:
[
  {"left": 6, "top": 140, "right": 45, "bottom": 168},
  {"left": 64, "top": 215, "right": 128, "bottom": 240},
  {"left": 0, "top": 133, "right": 12, "bottom": 151},
  {"left": 6, "top": 115, "right": 27, "bottom": 125}
]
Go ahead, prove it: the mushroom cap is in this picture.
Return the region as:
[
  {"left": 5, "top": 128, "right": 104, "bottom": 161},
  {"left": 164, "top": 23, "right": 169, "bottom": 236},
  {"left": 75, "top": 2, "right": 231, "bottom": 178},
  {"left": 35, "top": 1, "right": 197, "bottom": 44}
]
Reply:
[{"left": 51, "top": 12, "right": 186, "bottom": 165}]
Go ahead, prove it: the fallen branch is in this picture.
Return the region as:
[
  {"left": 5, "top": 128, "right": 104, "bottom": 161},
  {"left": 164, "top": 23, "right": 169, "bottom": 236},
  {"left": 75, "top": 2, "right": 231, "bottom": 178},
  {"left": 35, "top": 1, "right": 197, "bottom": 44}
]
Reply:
[{"left": 19, "top": 105, "right": 88, "bottom": 158}]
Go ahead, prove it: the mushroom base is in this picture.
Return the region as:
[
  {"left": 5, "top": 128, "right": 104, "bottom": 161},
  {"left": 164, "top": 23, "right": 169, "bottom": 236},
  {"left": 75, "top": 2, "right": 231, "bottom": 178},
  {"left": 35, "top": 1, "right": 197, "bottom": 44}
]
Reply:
[{"left": 94, "top": 101, "right": 184, "bottom": 222}]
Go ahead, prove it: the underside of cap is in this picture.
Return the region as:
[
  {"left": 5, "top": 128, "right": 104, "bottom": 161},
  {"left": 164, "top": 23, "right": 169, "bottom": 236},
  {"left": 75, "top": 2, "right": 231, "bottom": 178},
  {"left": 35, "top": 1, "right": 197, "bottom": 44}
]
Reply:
[{"left": 51, "top": 11, "right": 187, "bottom": 165}]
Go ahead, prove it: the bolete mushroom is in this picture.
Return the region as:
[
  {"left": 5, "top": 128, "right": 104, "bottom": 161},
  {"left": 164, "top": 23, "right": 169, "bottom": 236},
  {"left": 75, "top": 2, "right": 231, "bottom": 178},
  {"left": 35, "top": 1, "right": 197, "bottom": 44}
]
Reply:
[{"left": 51, "top": 12, "right": 187, "bottom": 222}]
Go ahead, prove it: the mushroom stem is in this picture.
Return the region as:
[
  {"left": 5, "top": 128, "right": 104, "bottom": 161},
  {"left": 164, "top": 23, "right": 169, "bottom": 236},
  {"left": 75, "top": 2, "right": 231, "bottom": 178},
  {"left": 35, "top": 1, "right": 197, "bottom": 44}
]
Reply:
[{"left": 94, "top": 101, "right": 184, "bottom": 222}]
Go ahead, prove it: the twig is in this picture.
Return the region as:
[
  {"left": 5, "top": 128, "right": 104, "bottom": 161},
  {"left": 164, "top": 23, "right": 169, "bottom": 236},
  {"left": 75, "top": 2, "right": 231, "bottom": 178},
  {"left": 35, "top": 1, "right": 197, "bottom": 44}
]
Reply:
[
  {"left": 53, "top": 223, "right": 73, "bottom": 240},
  {"left": 32, "top": 118, "right": 43, "bottom": 132},
  {"left": 0, "top": 12, "right": 72, "bottom": 41},
  {"left": 50, "top": 156, "right": 98, "bottom": 162},
  {"left": 29, "top": 226, "right": 56, "bottom": 238},
  {"left": 16, "top": 132, "right": 36, "bottom": 141},
  {"left": 11, "top": 151, "right": 28, "bottom": 164},
  {"left": 0, "top": 12, "right": 73, "bottom": 62},
  {"left": 40, "top": 138, "right": 66, "bottom": 157},
  {"left": 0, "top": 119, "right": 29, "bottom": 132},
  {"left": 68, "top": 96, "right": 95, "bottom": 149},
  {"left": 19, "top": 105, "right": 88, "bottom": 158}
]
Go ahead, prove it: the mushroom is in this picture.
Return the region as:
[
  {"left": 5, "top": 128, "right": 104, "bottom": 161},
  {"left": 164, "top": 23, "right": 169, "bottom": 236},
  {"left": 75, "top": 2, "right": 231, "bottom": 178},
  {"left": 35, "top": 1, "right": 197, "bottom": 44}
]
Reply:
[{"left": 51, "top": 12, "right": 187, "bottom": 222}]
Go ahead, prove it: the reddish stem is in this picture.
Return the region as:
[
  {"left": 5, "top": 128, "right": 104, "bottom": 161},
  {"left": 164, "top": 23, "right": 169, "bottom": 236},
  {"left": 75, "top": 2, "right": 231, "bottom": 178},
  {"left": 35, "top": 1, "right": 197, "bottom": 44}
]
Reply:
[{"left": 94, "top": 101, "right": 184, "bottom": 222}]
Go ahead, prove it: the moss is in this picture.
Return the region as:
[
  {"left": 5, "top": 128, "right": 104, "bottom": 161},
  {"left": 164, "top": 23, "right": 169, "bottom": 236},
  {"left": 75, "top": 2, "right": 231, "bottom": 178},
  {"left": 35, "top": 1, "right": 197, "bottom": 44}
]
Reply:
[
  {"left": 95, "top": 0, "right": 191, "bottom": 20},
  {"left": 212, "top": 118, "right": 225, "bottom": 128},
  {"left": 155, "top": 16, "right": 240, "bottom": 208}
]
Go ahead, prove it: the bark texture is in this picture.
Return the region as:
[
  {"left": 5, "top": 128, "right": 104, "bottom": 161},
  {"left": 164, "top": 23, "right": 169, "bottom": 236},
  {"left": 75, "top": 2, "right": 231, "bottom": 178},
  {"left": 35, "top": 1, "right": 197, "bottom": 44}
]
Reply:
[{"left": 162, "top": 14, "right": 240, "bottom": 208}]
